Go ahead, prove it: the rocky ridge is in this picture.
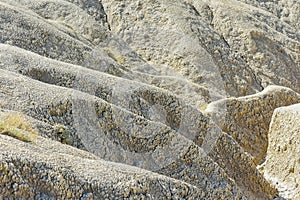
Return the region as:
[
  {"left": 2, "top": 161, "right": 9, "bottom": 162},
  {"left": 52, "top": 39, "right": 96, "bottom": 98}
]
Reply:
[{"left": 0, "top": 0, "right": 299, "bottom": 199}]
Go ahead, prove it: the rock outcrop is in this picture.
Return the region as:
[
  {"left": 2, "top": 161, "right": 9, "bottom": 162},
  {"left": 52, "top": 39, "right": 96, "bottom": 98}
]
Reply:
[
  {"left": 0, "top": 0, "right": 299, "bottom": 199},
  {"left": 205, "top": 86, "right": 300, "bottom": 165},
  {"left": 260, "top": 103, "right": 300, "bottom": 199}
]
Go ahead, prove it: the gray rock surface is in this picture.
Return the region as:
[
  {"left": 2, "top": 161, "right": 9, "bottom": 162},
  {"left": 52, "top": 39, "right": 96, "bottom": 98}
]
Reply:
[
  {"left": 0, "top": 0, "right": 299, "bottom": 199},
  {"left": 102, "top": 0, "right": 300, "bottom": 97},
  {"left": 0, "top": 67, "right": 276, "bottom": 199},
  {"left": 205, "top": 86, "right": 300, "bottom": 165},
  {"left": 1, "top": 134, "right": 214, "bottom": 199}
]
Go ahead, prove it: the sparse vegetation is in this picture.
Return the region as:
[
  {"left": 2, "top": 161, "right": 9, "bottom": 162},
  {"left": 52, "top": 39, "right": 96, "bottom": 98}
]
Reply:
[
  {"left": 198, "top": 103, "right": 208, "bottom": 112},
  {"left": 116, "top": 56, "right": 125, "bottom": 64},
  {"left": 54, "top": 124, "right": 69, "bottom": 144},
  {"left": 0, "top": 113, "right": 38, "bottom": 143},
  {"left": 104, "top": 48, "right": 125, "bottom": 64}
]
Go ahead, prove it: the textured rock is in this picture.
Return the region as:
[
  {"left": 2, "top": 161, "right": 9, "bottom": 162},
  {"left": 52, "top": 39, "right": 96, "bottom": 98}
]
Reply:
[
  {"left": 102, "top": 0, "right": 300, "bottom": 97},
  {"left": 0, "top": 0, "right": 299, "bottom": 199},
  {"left": 260, "top": 104, "right": 300, "bottom": 199},
  {"left": 0, "top": 134, "right": 211, "bottom": 199},
  {"left": 206, "top": 132, "right": 276, "bottom": 199},
  {"left": 208, "top": 0, "right": 300, "bottom": 94},
  {"left": 0, "top": 70, "right": 250, "bottom": 199},
  {"left": 236, "top": 0, "right": 300, "bottom": 31},
  {"left": 205, "top": 86, "right": 300, "bottom": 165},
  {"left": 0, "top": 63, "right": 279, "bottom": 198},
  {"left": 0, "top": 0, "right": 208, "bottom": 108}
]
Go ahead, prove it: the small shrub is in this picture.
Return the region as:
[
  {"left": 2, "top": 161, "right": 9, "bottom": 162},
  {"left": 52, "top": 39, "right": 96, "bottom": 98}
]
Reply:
[
  {"left": 0, "top": 113, "right": 38, "bottom": 143},
  {"left": 54, "top": 124, "right": 69, "bottom": 144},
  {"left": 49, "top": 108, "right": 62, "bottom": 116}
]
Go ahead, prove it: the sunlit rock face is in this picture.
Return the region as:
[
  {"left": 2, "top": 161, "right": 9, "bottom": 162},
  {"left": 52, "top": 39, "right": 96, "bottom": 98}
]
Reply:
[
  {"left": 260, "top": 103, "right": 300, "bottom": 199},
  {"left": 0, "top": 0, "right": 299, "bottom": 199}
]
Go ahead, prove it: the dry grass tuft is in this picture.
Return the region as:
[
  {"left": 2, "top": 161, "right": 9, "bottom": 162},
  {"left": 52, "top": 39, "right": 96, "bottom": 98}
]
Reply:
[
  {"left": 198, "top": 103, "right": 208, "bottom": 112},
  {"left": 116, "top": 56, "right": 125, "bottom": 64},
  {"left": 0, "top": 113, "right": 38, "bottom": 143}
]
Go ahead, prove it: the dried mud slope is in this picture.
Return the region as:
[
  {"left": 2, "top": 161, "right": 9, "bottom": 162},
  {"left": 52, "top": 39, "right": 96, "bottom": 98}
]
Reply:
[{"left": 0, "top": 0, "right": 299, "bottom": 199}]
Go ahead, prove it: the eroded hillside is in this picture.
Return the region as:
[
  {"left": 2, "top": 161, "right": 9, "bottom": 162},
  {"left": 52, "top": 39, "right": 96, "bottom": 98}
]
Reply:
[{"left": 0, "top": 0, "right": 299, "bottom": 199}]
